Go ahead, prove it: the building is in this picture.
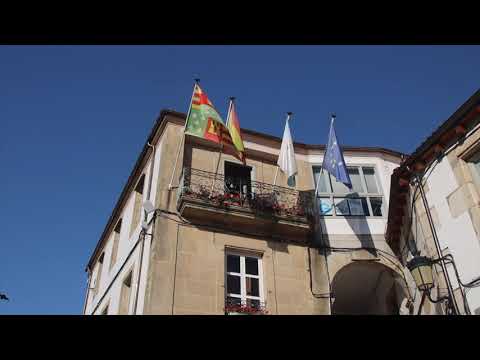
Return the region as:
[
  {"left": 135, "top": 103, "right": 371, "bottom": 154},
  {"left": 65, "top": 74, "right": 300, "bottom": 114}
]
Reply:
[
  {"left": 83, "top": 109, "right": 412, "bottom": 315},
  {"left": 386, "top": 89, "right": 480, "bottom": 315}
]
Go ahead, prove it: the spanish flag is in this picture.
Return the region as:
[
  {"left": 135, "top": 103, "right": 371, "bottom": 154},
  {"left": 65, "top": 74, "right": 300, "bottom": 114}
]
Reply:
[{"left": 226, "top": 99, "right": 246, "bottom": 164}]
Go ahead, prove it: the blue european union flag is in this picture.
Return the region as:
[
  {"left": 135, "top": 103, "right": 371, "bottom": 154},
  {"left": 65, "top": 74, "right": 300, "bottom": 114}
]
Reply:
[{"left": 322, "top": 117, "right": 352, "bottom": 189}]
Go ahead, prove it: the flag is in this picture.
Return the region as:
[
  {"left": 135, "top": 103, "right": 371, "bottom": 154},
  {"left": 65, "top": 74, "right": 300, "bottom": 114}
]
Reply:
[
  {"left": 322, "top": 116, "right": 352, "bottom": 188},
  {"left": 277, "top": 114, "right": 298, "bottom": 180},
  {"left": 226, "top": 100, "right": 246, "bottom": 164},
  {"left": 185, "top": 84, "right": 233, "bottom": 146}
]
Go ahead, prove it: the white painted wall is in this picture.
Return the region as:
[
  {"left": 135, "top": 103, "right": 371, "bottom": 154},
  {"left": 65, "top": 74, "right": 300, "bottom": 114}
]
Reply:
[
  {"left": 85, "top": 135, "right": 164, "bottom": 315},
  {"left": 424, "top": 158, "right": 480, "bottom": 313}
]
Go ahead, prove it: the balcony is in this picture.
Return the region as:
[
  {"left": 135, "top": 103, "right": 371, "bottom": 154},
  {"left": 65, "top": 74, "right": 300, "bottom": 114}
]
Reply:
[{"left": 177, "top": 167, "right": 314, "bottom": 243}]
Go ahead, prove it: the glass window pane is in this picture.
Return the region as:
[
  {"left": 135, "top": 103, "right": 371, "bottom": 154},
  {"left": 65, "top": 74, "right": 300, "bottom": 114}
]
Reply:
[
  {"left": 348, "top": 167, "right": 364, "bottom": 193},
  {"left": 313, "top": 167, "right": 331, "bottom": 193},
  {"left": 363, "top": 167, "right": 379, "bottom": 194},
  {"left": 361, "top": 197, "right": 370, "bottom": 216},
  {"left": 227, "top": 254, "right": 240, "bottom": 273},
  {"left": 246, "top": 298, "right": 261, "bottom": 310},
  {"left": 246, "top": 277, "right": 259, "bottom": 297},
  {"left": 227, "top": 274, "right": 241, "bottom": 295},
  {"left": 370, "top": 197, "right": 383, "bottom": 216},
  {"left": 348, "top": 198, "right": 364, "bottom": 215},
  {"left": 226, "top": 296, "right": 242, "bottom": 307},
  {"left": 331, "top": 174, "right": 350, "bottom": 194},
  {"left": 318, "top": 197, "right": 333, "bottom": 216},
  {"left": 245, "top": 257, "right": 258, "bottom": 275},
  {"left": 287, "top": 175, "right": 296, "bottom": 188},
  {"left": 334, "top": 198, "right": 350, "bottom": 215}
]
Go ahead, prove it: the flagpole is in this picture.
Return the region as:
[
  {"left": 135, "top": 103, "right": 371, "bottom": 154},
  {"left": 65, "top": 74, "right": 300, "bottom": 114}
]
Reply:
[
  {"left": 210, "top": 97, "right": 234, "bottom": 195},
  {"left": 168, "top": 78, "right": 200, "bottom": 190},
  {"left": 313, "top": 113, "right": 336, "bottom": 314},
  {"left": 273, "top": 112, "right": 292, "bottom": 186},
  {"left": 314, "top": 113, "right": 335, "bottom": 198}
]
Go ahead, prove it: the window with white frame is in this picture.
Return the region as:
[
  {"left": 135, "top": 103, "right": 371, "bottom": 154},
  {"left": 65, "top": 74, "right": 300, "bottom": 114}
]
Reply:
[
  {"left": 225, "top": 251, "right": 264, "bottom": 313},
  {"left": 313, "top": 165, "right": 384, "bottom": 217}
]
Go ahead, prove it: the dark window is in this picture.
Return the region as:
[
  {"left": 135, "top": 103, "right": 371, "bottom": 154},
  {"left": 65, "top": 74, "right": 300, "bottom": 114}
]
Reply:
[
  {"left": 224, "top": 161, "right": 252, "bottom": 198},
  {"left": 246, "top": 298, "right": 261, "bottom": 309},
  {"left": 370, "top": 197, "right": 383, "bottom": 216},
  {"left": 246, "top": 277, "right": 259, "bottom": 296},
  {"left": 245, "top": 257, "right": 258, "bottom": 275},
  {"left": 227, "top": 254, "right": 240, "bottom": 273},
  {"left": 227, "top": 275, "right": 241, "bottom": 295},
  {"left": 226, "top": 296, "right": 242, "bottom": 307}
]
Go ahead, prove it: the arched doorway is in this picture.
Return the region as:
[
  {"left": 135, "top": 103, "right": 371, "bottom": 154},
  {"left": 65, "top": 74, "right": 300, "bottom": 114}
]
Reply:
[{"left": 331, "top": 261, "right": 407, "bottom": 315}]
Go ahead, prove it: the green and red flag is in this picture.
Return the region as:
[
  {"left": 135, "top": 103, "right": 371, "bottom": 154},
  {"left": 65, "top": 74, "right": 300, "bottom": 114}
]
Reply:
[
  {"left": 226, "top": 100, "right": 246, "bottom": 164},
  {"left": 185, "top": 84, "right": 233, "bottom": 145},
  {"left": 185, "top": 84, "right": 245, "bottom": 162}
]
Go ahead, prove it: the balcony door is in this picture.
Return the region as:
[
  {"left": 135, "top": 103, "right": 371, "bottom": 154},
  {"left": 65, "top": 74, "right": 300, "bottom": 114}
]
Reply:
[{"left": 224, "top": 161, "right": 252, "bottom": 198}]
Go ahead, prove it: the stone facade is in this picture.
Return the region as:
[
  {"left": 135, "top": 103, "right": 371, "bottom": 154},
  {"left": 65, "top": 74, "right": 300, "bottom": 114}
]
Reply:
[{"left": 84, "top": 111, "right": 406, "bottom": 315}]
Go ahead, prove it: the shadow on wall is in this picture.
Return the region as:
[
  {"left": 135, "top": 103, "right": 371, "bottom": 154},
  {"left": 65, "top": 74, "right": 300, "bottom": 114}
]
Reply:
[{"left": 267, "top": 240, "right": 289, "bottom": 254}]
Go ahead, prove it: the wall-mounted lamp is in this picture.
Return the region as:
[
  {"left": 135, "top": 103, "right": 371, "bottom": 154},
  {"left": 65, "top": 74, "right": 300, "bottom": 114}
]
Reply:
[{"left": 407, "top": 256, "right": 434, "bottom": 291}]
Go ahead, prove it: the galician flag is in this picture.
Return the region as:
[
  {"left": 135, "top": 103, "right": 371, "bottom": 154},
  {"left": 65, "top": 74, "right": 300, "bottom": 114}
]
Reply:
[
  {"left": 226, "top": 99, "right": 246, "bottom": 164},
  {"left": 277, "top": 113, "right": 298, "bottom": 180},
  {"left": 322, "top": 115, "right": 352, "bottom": 188},
  {"left": 185, "top": 84, "right": 233, "bottom": 146}
]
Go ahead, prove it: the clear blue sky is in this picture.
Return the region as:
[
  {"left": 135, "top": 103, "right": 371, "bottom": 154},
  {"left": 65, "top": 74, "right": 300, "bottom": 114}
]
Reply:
[{"left": 1, "top": 45, "right": 479, "bottom": 314}]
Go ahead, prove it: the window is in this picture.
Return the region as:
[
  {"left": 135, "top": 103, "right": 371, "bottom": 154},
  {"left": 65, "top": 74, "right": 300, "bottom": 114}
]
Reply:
[
  {"left": 110, "top": 219, "right": 122, "bottom": 270},
  {"left": 93, "top": 252, "right": 105, "bottom": 297},
  {"left": 224, "top": 161, "right": 252, "bottom": 198},
  {"left": 130, "top": 174, "right": 145, "bottom": 237},
  {"left": 225, "top": 251, "right": 264, "bottom": 314},
  {"left": 118, "top": 270, "right": 133, "bottom": 315},
  {"left": 313, "top": 165, "right": 384, "bottom": 217}
]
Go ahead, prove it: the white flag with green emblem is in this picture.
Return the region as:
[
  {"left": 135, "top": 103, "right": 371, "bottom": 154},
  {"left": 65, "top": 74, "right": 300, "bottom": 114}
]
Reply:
[{"left": 277, "top": 115, "right": 297, "bottom": 179}]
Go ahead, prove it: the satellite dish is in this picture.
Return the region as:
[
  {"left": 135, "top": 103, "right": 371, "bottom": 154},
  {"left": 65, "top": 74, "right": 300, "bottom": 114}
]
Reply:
[{"left": 143, "top": 200, "right": 155, "bottom": 214}]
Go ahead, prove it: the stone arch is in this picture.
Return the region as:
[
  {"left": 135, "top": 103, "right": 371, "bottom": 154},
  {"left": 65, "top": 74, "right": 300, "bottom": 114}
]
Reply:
[{"left": 330, "top": 261, "right": 409, "bottom": 315}]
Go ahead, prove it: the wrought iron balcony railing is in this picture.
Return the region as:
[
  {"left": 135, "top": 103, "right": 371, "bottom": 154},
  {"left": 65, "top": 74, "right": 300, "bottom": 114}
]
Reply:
[{"left": 177, "top": 167, "right": 314, "bottom": 223}]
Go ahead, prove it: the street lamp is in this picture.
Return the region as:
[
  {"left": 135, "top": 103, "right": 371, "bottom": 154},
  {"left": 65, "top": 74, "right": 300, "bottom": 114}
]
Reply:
[{"left": 407, "top": 256, "right": 434, "bottom": 291}]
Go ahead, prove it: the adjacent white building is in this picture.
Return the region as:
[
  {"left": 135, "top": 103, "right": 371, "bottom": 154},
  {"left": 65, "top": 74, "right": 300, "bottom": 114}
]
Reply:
[{"left": 387, "top": 89, "right": 480, "bottom": 315}]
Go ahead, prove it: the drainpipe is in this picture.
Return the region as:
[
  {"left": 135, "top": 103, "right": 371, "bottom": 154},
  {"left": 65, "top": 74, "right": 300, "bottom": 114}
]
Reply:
[
  {"left": 82, "top": 267, "right": 92, "bottom": 315},
  {"left": 415, "top": 175, "right": 460, "bottom": 315},
  {"left": 133, "top": 141, "right": 156, "bottom": 315}
]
